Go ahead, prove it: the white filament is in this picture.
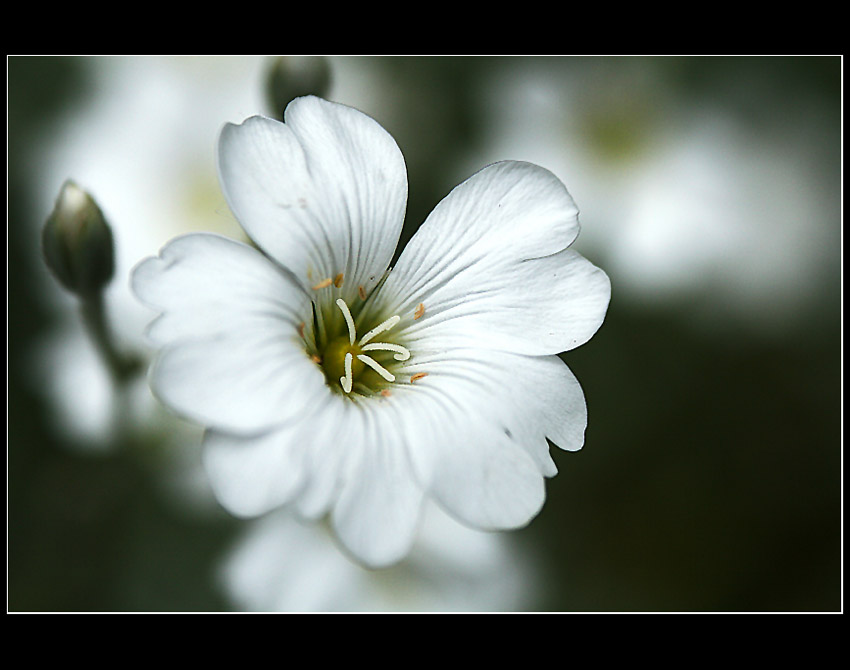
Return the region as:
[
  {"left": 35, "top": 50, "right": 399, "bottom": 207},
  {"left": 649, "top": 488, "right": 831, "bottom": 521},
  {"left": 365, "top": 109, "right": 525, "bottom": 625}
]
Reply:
[
  {"left": 360, "top": 342, "right": 410, "bottom": 361},
  {"left": 340, "top": 352, "right": 353, "bottom": 393},
  {"left": 336, "top": 298, "right": 356, "bottom": 345},
  {"left": 359, "top": 315, "right": 400, "bottom": 346},
  {"left": 356, "top": 354, "right": 395, "bottom": 382}
]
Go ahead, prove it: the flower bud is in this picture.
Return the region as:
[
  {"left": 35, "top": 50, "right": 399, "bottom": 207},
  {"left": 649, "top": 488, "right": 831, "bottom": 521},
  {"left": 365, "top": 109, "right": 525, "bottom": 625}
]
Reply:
[
  {"left": 265, "top": 56, "right": 332, "bottom": 118},
  {"left": 42, "top": 180, "right": 115, "bottom": 297}
]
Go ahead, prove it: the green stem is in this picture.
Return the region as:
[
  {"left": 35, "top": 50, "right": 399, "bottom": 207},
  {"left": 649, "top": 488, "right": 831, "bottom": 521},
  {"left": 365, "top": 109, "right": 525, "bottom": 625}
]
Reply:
[{"left": 79, "top": 291, "right": 142, "bottom": 385}]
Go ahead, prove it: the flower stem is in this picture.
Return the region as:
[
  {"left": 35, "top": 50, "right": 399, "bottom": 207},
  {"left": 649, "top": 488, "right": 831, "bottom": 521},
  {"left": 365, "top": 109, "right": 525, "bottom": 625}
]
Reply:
[{"left": 79, "top": 291, "right": 142, "bottom": 385}]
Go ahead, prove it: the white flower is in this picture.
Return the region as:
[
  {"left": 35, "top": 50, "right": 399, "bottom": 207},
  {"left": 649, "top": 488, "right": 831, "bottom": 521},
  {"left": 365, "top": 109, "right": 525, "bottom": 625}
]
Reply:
[
  {"left": 220, "top": 503, "right": 539, "bottom": 612},
  {"left": 132, "top": 96, "right": 610, "bottom": 568}
]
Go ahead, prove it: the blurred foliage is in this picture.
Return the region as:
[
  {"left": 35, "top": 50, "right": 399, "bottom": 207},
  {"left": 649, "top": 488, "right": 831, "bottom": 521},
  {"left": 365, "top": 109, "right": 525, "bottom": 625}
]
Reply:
[{"left": 8, "top": 56, "right": 841, "bottom": 612}]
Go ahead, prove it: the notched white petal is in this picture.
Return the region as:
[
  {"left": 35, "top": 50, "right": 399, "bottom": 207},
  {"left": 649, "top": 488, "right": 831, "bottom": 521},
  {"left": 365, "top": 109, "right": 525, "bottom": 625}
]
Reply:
[
  {"left": 217, "top": 97, "right": 408, "bottom": 296},
  {"left": 131, "top": 232, "right": 308, "bottom": 347}
]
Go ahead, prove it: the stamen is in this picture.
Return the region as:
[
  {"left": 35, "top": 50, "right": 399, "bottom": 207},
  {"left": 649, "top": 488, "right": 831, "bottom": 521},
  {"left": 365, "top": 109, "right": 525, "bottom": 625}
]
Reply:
[
  {"left": 414, "top": 302, "right": 425, "bottom": 320},
  {"left": 335, "top": 298, "right": 357, "bottom": 346},
  {"left": 340, "top": 352, "right": 353, "bottom": 393},
  {"left": 334, "top": 273, "right": 344, "bottom": 288},
  {"left": 410, "top": 372, "right": 428, "bottom": 383},
  {"left": 357, "top": 354, "right": 395, "bottom": 382},
  {"left": 358, "top": 285, "right": 367, "bottom": 300},
  {"left": 359, "top": 315, "right": 400, "bottom": 346},
  {"left": 361, "top": 342, "right": 410, "bottom": 361},
  {"left": 312, "top": 277, "right": 332, "bottom": 290}
]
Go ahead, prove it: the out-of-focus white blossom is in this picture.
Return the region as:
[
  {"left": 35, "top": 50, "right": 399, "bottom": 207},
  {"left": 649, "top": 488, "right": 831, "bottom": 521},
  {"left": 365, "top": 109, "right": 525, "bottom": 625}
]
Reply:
[
  {"left": 475, "top": 59, "right": 839, "bottom": 333},
  {"left": 220, "top": 503, "right": 538, "bottom": 612}
]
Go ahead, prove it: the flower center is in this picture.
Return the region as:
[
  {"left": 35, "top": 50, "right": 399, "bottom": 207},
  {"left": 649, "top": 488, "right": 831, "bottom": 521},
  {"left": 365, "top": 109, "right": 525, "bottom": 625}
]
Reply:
[{"left": 304, "top": 295, "right": 410, "bottom": 397}]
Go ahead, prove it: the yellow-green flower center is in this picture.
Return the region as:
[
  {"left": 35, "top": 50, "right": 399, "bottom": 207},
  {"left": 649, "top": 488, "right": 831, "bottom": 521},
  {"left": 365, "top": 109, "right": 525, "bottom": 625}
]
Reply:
[
  {"left": 322, "top": 335, "right": 365, "bottom": 387},
  {"left": 302, "top": 294, "right": 410, "bottom": 397}
]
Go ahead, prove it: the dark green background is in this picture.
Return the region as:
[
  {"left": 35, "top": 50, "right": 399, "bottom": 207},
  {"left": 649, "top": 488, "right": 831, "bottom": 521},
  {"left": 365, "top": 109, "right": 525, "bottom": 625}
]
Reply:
[{"left": 8, "top": 56, "right": 841, "bottom": 612}]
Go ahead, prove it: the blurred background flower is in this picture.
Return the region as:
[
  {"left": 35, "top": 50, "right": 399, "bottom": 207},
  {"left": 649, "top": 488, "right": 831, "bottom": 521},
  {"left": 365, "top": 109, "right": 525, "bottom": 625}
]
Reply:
[
  {"left": 8, "top": 55, "right": 841, "bottom": 612},
  {"left": 220, "top": 503, "right": 537, "bottom": 612},
  {"left": 469, "top": 58, "right": 839, "bottom": 337}
]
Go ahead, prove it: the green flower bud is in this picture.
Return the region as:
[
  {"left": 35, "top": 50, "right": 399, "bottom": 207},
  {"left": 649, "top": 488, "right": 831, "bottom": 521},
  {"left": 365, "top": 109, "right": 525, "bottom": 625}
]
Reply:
[
  {"left": 265, "top": 56, "right": 332, "bottom": 119},
  {"left": 42, "top": 180, "right": 115, "bottom": 297}
]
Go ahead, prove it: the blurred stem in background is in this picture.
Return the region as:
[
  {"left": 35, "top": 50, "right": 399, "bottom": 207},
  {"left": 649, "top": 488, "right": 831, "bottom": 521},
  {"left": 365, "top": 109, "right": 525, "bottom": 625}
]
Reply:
[{"left": 78, "top": 291, "right": 142, "bottom": 386}]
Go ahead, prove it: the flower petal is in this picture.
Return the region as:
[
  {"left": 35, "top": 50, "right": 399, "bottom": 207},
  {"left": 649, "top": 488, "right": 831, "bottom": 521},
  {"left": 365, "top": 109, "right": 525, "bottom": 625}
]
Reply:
[
  {"left": 206, "top": 394, "right": 428, "bottom": 569},
  {"left": 290, "top": 401, "right": 354, "bottom": 521},
  {"left": 132, "top": 233, "right": 307, "bottom": 346},
  {"left": 331, "top": 404, "right": 426, "bottom": 568},
  {"left": 217, "top": 96, "right": 408, "bottom": 301},
  {"left": 203, "top": 399, "right": 355, "bottom": 522},
  {"left": 416, "top": 411, "right": 545, "bottom": 531},
  {"left": 399, "top": 350, "right": 589, "bottom": 473},
  {"left": 132, "top": 232, "right": 329, "bottom": 433},
  {"left": 203, "top": 427, "right": 310, "bottom": 518},
  {"left": 387, "top": 376, "right": 547, "bottom": 531},
  {"left": 371, "top": 161, "right": 611, "bottom": 356}
]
